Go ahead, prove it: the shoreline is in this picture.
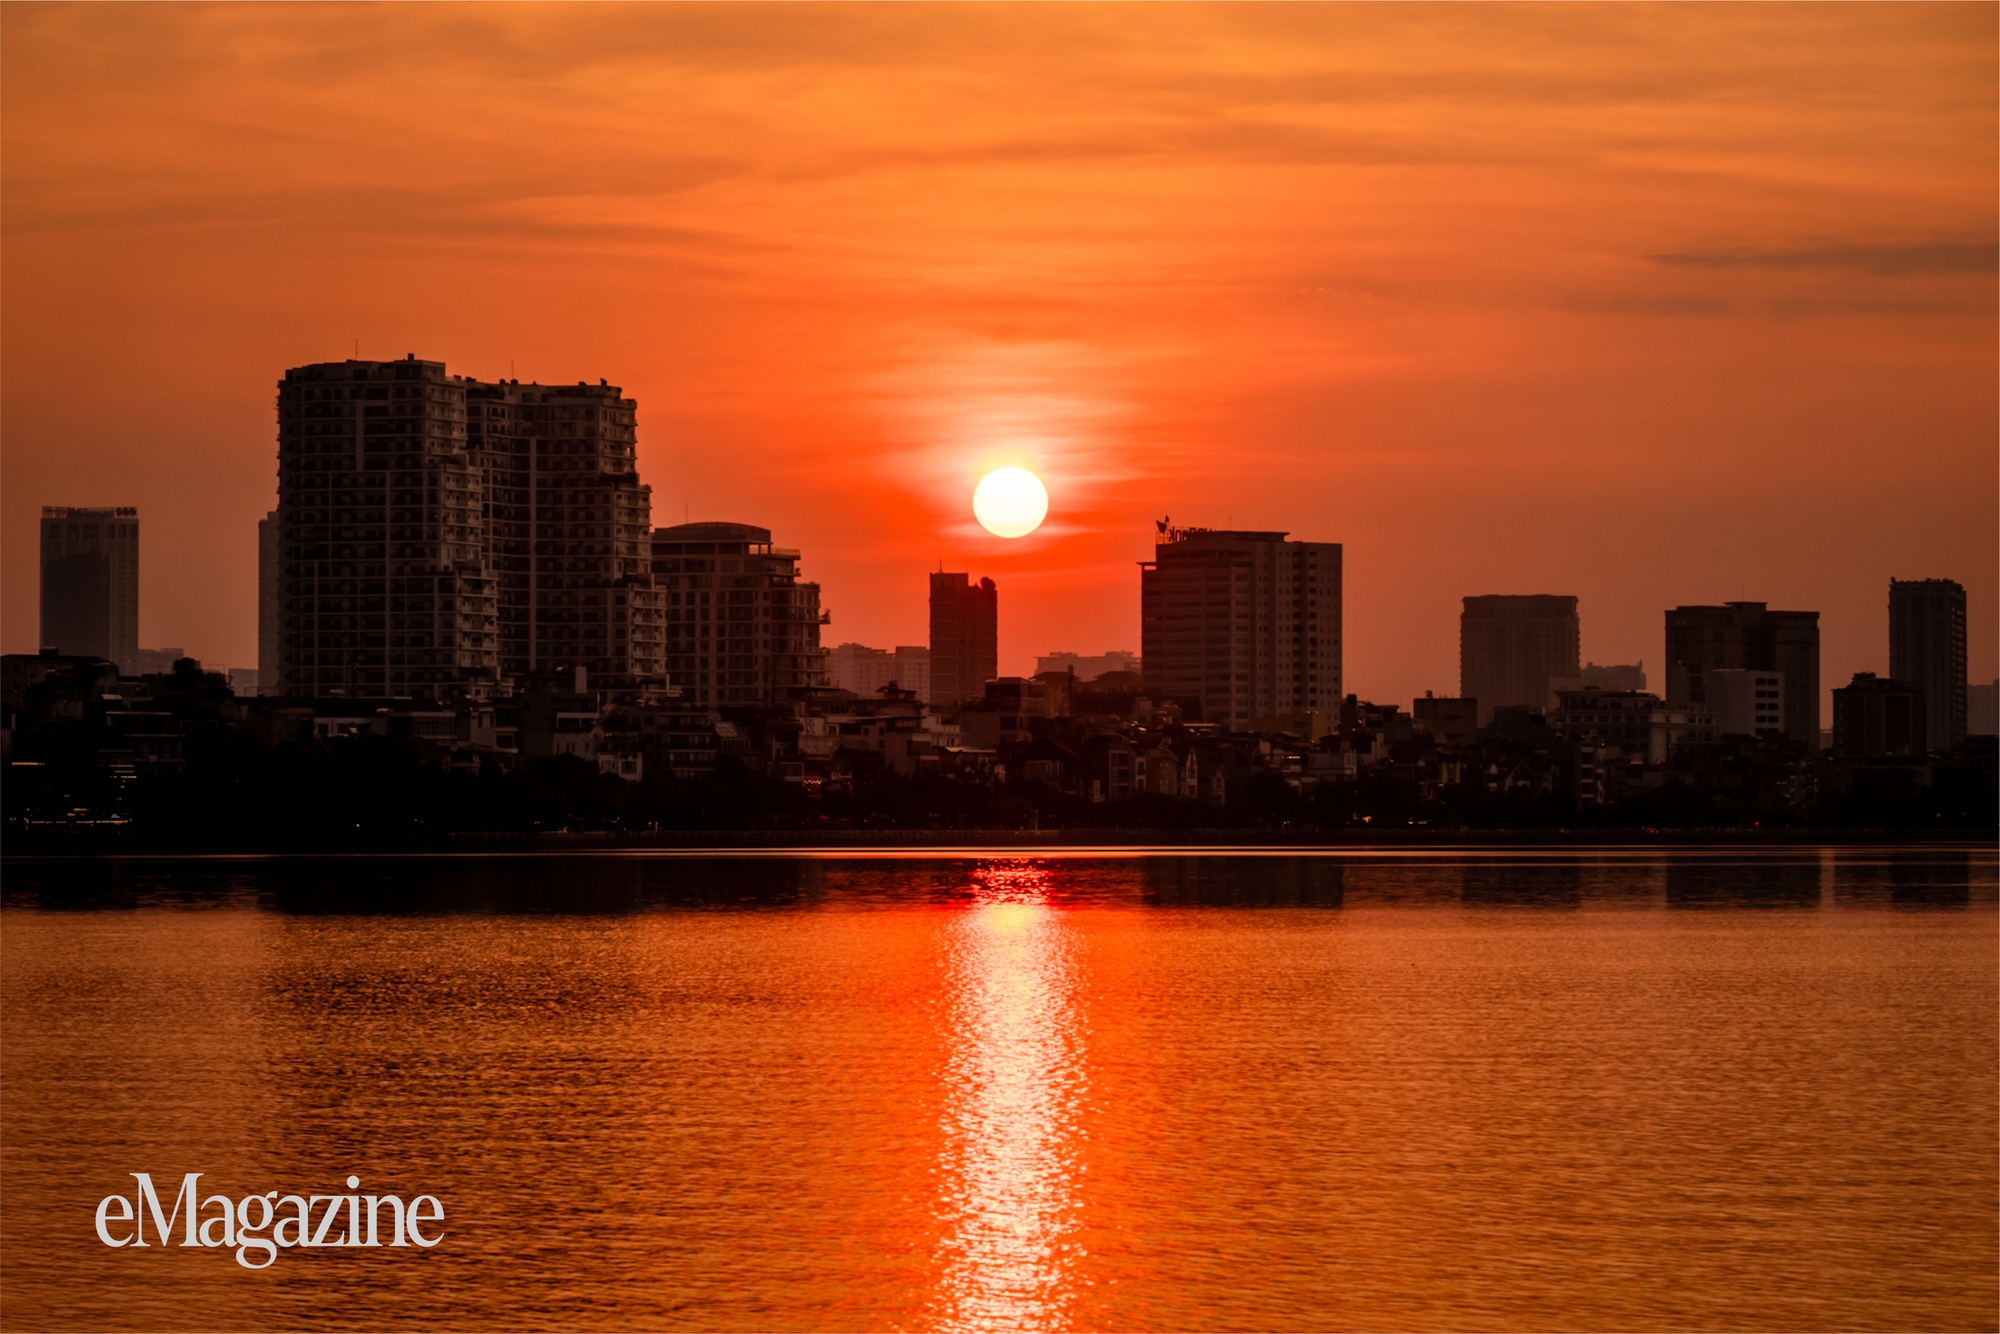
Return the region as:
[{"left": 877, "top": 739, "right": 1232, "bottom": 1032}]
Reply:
[{"left": 2, "top": 827, "right": 1992, "bottom": 860}]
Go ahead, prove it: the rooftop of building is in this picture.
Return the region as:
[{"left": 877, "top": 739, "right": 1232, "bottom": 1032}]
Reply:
[
  {"left": 652, "top": 522, "right": 794, "bottom": 557},
  {"left": 1158, "top": 527, "right": 1292, "bottom": 544}
]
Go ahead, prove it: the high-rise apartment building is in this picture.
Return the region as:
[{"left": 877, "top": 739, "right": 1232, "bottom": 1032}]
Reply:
[
  {"left": 1665, "top": 601, "right": 1820, "bottom": 749},
  {"left": 1460, "top": 595, "right": 1578, "bottom": 726},
  {"left": 652, "top": 522, "right": 826, "bottom": 707},
  {"left": 257, "top": 510, "right": 279, "bottom": 694},
  {"left": 1889, "top": 578, "right": 1966, "bottom": 753},
  {"left": 40, "top": 506, "right": 139, "bottom": 673},
  {"left": 826, "top": 643, "right": 931, "bottom": 702},
  {"left": 465, "top": 378, "right": 662, "bottom": 684},
  {"left": 1140, "top": 528, "right": 1342, "bottom": 728},
  {"left": 275, "top": 357, "right": 496, "bottom": 697},
  {"left": 276, "top": 357, "right": 668, "bottom": 699},
  {"left": 930, "top": 573, "right": 999, "bottom": 707}
]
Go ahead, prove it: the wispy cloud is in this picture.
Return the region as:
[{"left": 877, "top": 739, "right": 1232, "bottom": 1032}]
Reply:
[
  {"left": 1563, "top": 293, "right": 1733, "bottom": 317},
  {"left": 1649, "top": 241, "right": 1997, "bottom": 276}
]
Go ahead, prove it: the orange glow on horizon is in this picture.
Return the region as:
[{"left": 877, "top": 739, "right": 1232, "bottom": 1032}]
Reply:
[{"left": 1, "top": 5, "right": 1992, "bottom": 709}]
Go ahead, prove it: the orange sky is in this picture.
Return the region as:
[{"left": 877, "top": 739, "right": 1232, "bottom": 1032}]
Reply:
[{"left": 4, "top": 4, "right": 1994, "bottom": 716}]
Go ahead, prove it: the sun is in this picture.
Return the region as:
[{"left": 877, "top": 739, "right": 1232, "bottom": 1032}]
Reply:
[{"left": 972, "top": 467, "right": 1049, "bottom": 538}]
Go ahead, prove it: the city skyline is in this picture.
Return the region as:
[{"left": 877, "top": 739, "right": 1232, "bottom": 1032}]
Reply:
[{"left": 3, "top": 5, "right": 1994, "bottom": 713}]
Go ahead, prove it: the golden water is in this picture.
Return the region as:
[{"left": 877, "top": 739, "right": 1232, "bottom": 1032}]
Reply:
[{"left": 2, "top": 850, "right": 1993, "bottom": 1331}]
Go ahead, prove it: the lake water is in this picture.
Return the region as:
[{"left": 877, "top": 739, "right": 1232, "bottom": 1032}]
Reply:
[{"left": 2, "top": 848, "right": 1994, "bottom": 1332}]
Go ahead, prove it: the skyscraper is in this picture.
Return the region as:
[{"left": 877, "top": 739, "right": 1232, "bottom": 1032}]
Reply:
[
  {"left": 1664, "top": 601, "right": 1819, "bottom": 749},
  {"left": 1889, "top": 578, "right": 1966, "bottom": 753},
  {"left": 653, "top": 522, "right": 826, "bottom": 707},
  {"left": 276, "top": 357, "right": 667, "bottom": 699},
  {"left": 465, "top": 378, "right": 662, "bottom": 684},
  {"left": 257, "top": 510, "right": 279, "bottom": 694},
  {"left": 930, "top": 572, "right": 999, "bottom": 707},
  {"left": 1140, "top": 528, "right": 1342, "bottom": 728},
  {"left": 275, "top": 357, "right": 496, "bottom": 697},
  {"left": 40, "top": 506, "right": 139, "bottom": 673},
  {"left": 1460, "top": 595, "right": 1578, "bottom": 726}
]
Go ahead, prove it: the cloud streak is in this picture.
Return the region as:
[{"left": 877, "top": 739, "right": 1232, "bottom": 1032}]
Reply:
[{"left": 1650, "top": 241, "right": 1998, "bottom": 276}]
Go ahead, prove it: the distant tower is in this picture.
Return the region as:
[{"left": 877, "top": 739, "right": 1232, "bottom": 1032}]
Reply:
[
  {"left": 257, "top": 510, "right": 279, "bottom": 694},
  {"left": 930, "top": 572, "right": 998, "bottom": 707},
  {"left": 40, "top": 505, "right": 139, "bottom": 673},
  {"left": 1460, "top": 595, "right": 1578, "bottom": 726},
  {"left": 1141, "top": 527, "right": 1342, "bottom": 728},
  {"left": 1889, "top": 578, "right": 1967, "bottom": 752}
]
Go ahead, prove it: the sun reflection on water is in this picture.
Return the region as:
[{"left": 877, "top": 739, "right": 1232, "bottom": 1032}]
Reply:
[{"left": 926, "top": 862, "right": 1087, "bottom": 1332}]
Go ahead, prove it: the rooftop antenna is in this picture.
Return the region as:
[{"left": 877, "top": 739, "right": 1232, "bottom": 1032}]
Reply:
[{"left": 353, "top": 338, "right": 358, "bottom": 358}]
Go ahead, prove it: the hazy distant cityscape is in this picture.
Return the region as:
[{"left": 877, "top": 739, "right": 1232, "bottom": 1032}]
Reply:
[{"left": 8, "top": 355, "right": 1994, "bottom": 843}]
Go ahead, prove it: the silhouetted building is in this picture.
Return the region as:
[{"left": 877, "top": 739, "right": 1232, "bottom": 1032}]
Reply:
[
  {"left": 276, "top": 357, "right": 672, "bottom": 698},
  {"left": 1412, "top": 693, "right": 1477, "bottom": 748},
  {"left": 1547, "top": 661, "right": 1645, "bottom": 707},
  {"left": 959, "top": 676, "right": 1056, "bottom": 748},
  {"left": 930, "top": 572, "right": 998, "bottom": 707},
  {"left": 40, "top": 506, "right": 138, "bottom": 673},
  {"left": 136, "top": 648, "right": 188, "bottom": 675},
  {"left": 1831, "top": 673, "right": 1926, "bottom": 758},
  {"left": 1461, "top": 595, "right": 1578, "bottom": 726},
  {"left": 826, "top": 642, "right": 931, "bottom": 702},
  {"left": 1036, "top": 650, "right": 1139, "bottom": 682},
  {"left": 465, "top": 378, "right": 662, "bottom": 684},
  {"left": 1970, "top": 679, "right": 1999, "bottom": 736},
  {"left": 258, "top": 510, "right": 279, "bottom": 694},
  {"left": 274, "top": 357, "right": 497, "bottom": 697},
  {"left": 1551, "top": 687, "right": 1715, "bottom": 765},
  {"left": 1665, "top": 601, "right": 1819, "bottom": 749},
  {"left": 1889, "top": 578, "right": 1966, "bottom": 753},
  {"left": 653, "top": 522, "right": 826, "bottom": 707},
  {"left": 1141, "top": 526, "right": 1342, "bottom": 728},
  {"left": 1705, "top": 668, "right": 1784, "bottom": 737}
]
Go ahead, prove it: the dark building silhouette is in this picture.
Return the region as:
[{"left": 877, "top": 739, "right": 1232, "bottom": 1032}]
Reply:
[
  {"left": 275, "top": 357, "right": 669, "bottom": 699},
  {"left": 1889, "top": 578, "right": 1966, "bottom": 753},
  {"left": 1971, "top": 679, "right": 1999, "bottom": 736},
  {"left": 1141, "top": 527, "right": 1342, "bottom": 728},
  {"left": 39, "top": 506, "right": 139, "bottom": 673},
  {"left": 1665, "top": 601, "right": 1819, "bottom": 749},
  {"left": 1460, "top": 595, "right": 1577, "bottom": 726},
  {"left": 257, "top": 510, "right": 279, "bottom": 694},
  {"left": 653, "top": 522, "right": 825, "bottom": 707},
  {"left": 275, "top": 357, "right": 498, "bottom": 697},
  {"left": 1832, "top": 672, "right": 1927, "bottom": 758},
  {"left": 930, "top": 572, "right": 998, "bottom": 707},
  {"left": 1412, "top": 693, "right": 1477, "bottom": 748},
  {"left": 465, "top": 378, "right": 662, "bottom": 684}
]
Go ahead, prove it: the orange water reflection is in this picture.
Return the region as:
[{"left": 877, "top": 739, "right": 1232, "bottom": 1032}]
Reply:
[{"left": 926, "top": 862, "right": 1087, "bottom": 1332}]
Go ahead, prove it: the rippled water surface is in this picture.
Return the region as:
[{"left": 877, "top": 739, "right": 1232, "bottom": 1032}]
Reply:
[{"left": 3, "top": 848, "right": 1994, "bottom": 1331}]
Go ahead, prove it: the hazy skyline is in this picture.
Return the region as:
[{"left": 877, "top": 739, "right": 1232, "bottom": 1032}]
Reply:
[{"left": 4, "top": 4, "right": 1994, "bottom": 715}]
